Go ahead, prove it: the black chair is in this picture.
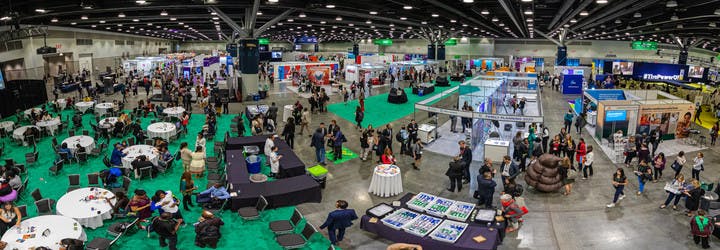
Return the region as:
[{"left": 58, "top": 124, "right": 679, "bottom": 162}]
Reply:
[
  {"left": 35, "top": 199, "right": 53, "bottom": 215},
  {"left": 85, "top": 234, "right": 121, "bottom": 250},
  {"left": 206, "top": 161, "right": 222, "bottom": 174},
  {"left": 77, "top": 152, "right": 88, "bottom": 164},
  {"left": 112, "top": 176, "right": 131, "bottom": 194},
  {"left": 91, "top": 143, "right": 108, "bottom": 156},
  {"left": 127, "top": 137, "right": 135, "bottom": 146},
  {"left": 13, "top": 164, "right": 26, "bottom": 176},
  {"left": 238, "top": 195, "right": 268, "bottom": 221},
  {"left": 103, "top": 155, "right": 112, "bottom": 168},
  {"left": 58, "top": 151, "right": 76, "bottom": 164},
  {"left": 137, "top": 167, "right": 153, "bottom": 180},
  {"left": 49, "top": 159, "right": 64, "bottom": 175},
  {"left": 82, "top": 130, "right": 90, "bottom": 136},
  {"left": 270, "top": 208, "right": 303, "bottom": 235},
  {"left": 88, "top": 173, "right": 100, "bottom": 187},
  {"left": 207, "top": 173, "right": 225, "bottom": 183},
  {"left": 25, "top": 151, "right": 38, "bottom": 165},
  {"left": 144, "top": 139, "right": 154, "bottom": 145},
  {"left": 107, "top": 217, "right": 140, "bottom": 237},
  {"left": 17, "top": 205, "right": 27, "bottom": 218},
  {"left": 16, "top": 178, "right": 29, "bottom": 200},
  {"left": 68, "top": 174, "right": 81, "bottom": 192},
  {"left": 69, "top": 130, "right": 75, "bottom": 137},
  {"left": 275, "top": 222, "right": 318, "bottom": 249}
]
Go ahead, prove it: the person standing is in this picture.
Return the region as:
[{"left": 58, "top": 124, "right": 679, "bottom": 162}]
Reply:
[
  {"left": 446, "top": 158, "right": 464, "bottom": 192},
  {"left": 411, "top": 139, "right": 423, "bottom": 170},
  {"left": 710, "top": 122, "right": 719, "bottom": 146},
  {"left": 189, "top": 146, "right": 206, "bottom": 178},
  {"left": 180, "top": 142, "right": 192, "bottom": 172},
  {"left": 407, "top": 119, "right": 419, "bottom": 148},
  {"left": 624, "top": 136, "right": 637, "bottom": 168},
  {"left": 457, "top": 141, "right": 473, "bottom": 184},
  {"left": 635, "top": 160, "right": 652, "bottom": 195},
  {"left": 354, "top": 106, "right": 364, "bottom": 129},
  {"left": 221, "top": 95, "right": 229, "bottom": 114},
  {"left": 541, "top": 125, "right": 550, "bottom": 153},
  {"left": 311, "top": 127, "right": 327, "bottom": 165},
  {"left": 673, "top": 151, "right": 686, "bottom": 178},
  {"left": 581, "top": 145, "right": 594, "bottom": 180},
  {"left": 151, "top": 212, "right": 181, "bottom": 250},
  {"left": 475, "top": 172, "right": 496, "bottom": 208},
  {"left": 331, "top": 127, "right": 345, "bottom": 161},
  {"left": 606, "top": 168, "right": 628, "bottom": 208},
  {"left": 194, "top": 210, "right": 225, "bottom": 248},
  {"left": 686, "top": 179, "right": 706, "bottom": 217},
  {"left": 179, "top": 172, "right": 196, "bottom": 211},
  {"left": 500, "top": 155, "right": 519, "bottom": 189},
  {"left": 692, "top": 152, "right": 704, "bottom": 181},
  {"left": 268, "top": 146, "right": 282, "bottom": 178},
  {"left": 575, "top": 138, "right": 587, "bottom": 173},
  {"left": 449, "top": 113, "right": 458, "bottom": 133},
  {"left": 319, "top": 200, "right": 358, "bottom": 246},
  {"left": 382, "top": 124, "right": 394, "bottom": 154},
  {"left": 690, "top": 210, "right": 714, "bottom": 249},
  {"left": 500, "top": 194, "right": 523, "bottom": 233},
  {"left": 563, "top": 109, "right": 574, "bottom": 133},
  {"left": 652, "top": 152, "right": 666, "bottom": 182},
  {"left": 300, "top": 108, "right": 310, "bottom": 135},
  {"left": 282, "top": 117, "right": 296, "bottom": 149},
  {"left": 559, "top": 157, "right": 575, "bottom": 196}
]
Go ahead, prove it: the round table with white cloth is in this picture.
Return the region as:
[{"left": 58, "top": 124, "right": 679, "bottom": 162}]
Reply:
[
  {"left": 163, "top": 107, "right": 185, "bottom": 119},
  {"left": 121, "top": 145, "right": 159, "bottom": 169},
  {"left": 282, "top": 105, "right": 294, "bottom": 123},
  {"left": 0, "top": 215, "right": 87, "bottom": 250},
  {"left": 147, "top": 122, "right": 177, "bottom": 141},
  {"left": 56, "top": 99, "right": 67, "bottom": 110},
  {"left": 56, "top": 187, "right": 115, "bottom": 229},
  {"left": 94, "top": 102, "right": 115, "bottom": 116},
  {"left": 13, "top": 125, "right": 38, "bottom": 141},
  {"left": 75, "top": 101, "right": 95, "bottom": 113},
  {"left": 62, "top": 135, "right": 96, "bottom": 152},
  {"left": 23, "top": 108, "right": 43, "bottom": 119},
  {"left": 368, "top": 164, "right": 403, "bottom": 197},
  {"left": 36, "top": 118, "right": 61, "bottom": 136},
  {"left": 0, "top": 121, "right": 14, "bottom": 132},
  {"left": 99, "top": 117, "right": 118, "bottom": 129}
]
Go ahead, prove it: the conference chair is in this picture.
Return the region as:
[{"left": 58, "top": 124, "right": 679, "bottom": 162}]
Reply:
[
  {"left": 207, "top": 173, "right": 225, "bottom": 184},
  {"left": 35, "top": 199, "right": 53, "bottom": 215},
  {"left": 102, "top": 155, "right": 112, "bottom": 168},
  {"left": 48, "top": 159, "right": 64, "bottom": 176},
  {"left": 77, "top": 152, "right": 88, "bottom": 164},
  {"left": 86, "top": 231, "right": 123, "bottom": 250},
  {"left": 68, "top": 130, "right": 75, "bottom": 137},
  {"left": 67, "top": 174, "right": 81, "bottom": 192},
  {"left": 87, "top": 173, "right": 100, "bottom": 187},
  {"left": 270, "top": 208, "right": 303, "bottom": 235},
  {"left": 137, "top": 166, "right": 153, "bottom": 180},
  {"left": 17, "top": 205, "right": 27, "bottom": 218},
  {"left": 206, "top": 161, "right": 222, "bottom": 174},
  {"left": 91, "top": 143, "right": 108, "bottom": 156},
  {"left": 82, "top": 130, "right": 90, "bottom": 136},
  {"left": 144, "top": 139, "right": 154, "bottom": 146},
  {"left": 275, "top": 222, "right": 318, "bottom": 249},
  {"left": 127, "top": 137, "right": 135, "bottom": 146},
  {"left": 16, "top": 178, "right": 28, "bottom": 201},
  {"left": 107, "top": 218, "right": 140, "bottom": 237},
  {"left": 238, "top": 195, "right": 269, "bottom": 221},
  {"left": 25, "top": 151, "right": 38, "bottom": 165},
  {"left": 112, "top": 176, "right": 132, "bottom": 194}
]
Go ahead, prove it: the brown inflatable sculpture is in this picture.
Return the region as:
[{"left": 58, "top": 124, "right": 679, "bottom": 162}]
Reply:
[{"left": 524, "top": 154, "right": 564, "bottom": 192}]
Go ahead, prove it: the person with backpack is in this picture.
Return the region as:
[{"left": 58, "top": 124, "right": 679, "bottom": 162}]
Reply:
[
  {"left": 500, "top": 194, "right": 526, "bottom": 233},
  {"left": 354, "top": 106, "right": 364, "bottom": 129},
  {"left": 195, "top": 210, "right": 225, "bottom": 248},
  {"left": 574, "top": 113, "right": 586, "bottom": 135},
  {"left": 672, "top": 151, "right": 686, "bottom": 178},
  {"left": 151, "top": 212, "right": 181, "bottom": 250},
  {"left": 690, "top": 210, "right": 714, "bottom": 249}
]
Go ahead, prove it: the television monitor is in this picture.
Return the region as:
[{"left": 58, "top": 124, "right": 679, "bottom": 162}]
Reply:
[
  {"left": 271, "top": 51, "right": 283, "bottom": 59},
  {"left": 605, "top": 110, "right": 627, "bottom": 122},
  {"left": 688, "top": 65, "right": 704, "bottom": 78},
  {"left": 612, "top": 61, "right": 634, "bottom": 75},
  {"left": 294, "top": 44, "right": 302, "bottom": 51},
  {"left": 0, "top": 70, "right": 5, "bottom": 90}
]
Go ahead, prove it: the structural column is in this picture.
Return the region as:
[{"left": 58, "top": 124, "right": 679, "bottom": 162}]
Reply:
[
  {"left": 678, "top": 49, "right": 689, "bottom": 65},
  {"left": 239, "top": 39, "right": 260, "bottom": 98},
  {"left": 353, "top": 44, "right": 360, "bottom": 64}
]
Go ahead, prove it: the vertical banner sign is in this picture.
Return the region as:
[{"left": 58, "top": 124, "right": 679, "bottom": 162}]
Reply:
[
  {"left": 239, "top": 39, "right": 259, "bottom": 74},
  {"left": 556, "top": 46, "right": 568, "bottom": 66},
  {"left": 436, "top": 44, "right": 446, "bottom": 60},
  {"left": 427, "top": 44, "right": 436, "bottom": 60},
  {"left": 562, "top": 74, "right": 583, "bottom": 94}
]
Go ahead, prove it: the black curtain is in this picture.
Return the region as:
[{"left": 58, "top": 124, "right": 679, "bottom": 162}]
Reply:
[{"left": 0, "top": 80, "right": 48, "bottom": 118}]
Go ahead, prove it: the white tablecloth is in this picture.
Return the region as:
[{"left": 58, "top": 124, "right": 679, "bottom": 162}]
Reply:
[
  {"left": 75, "top": 101, "right": 95, "bottom": 113},
  {"left": 62, "top": 135, "right": 96, "bottom": 152},
  {"left": 56, "top": 187, "right": 115, "bottom": 229},
  {"left": 0, "top": 215, "right": 87, "bottom": 250},
  {"left": 13, "top": 125, "right": 38, "bottom": 141},
  {"left": 163, "top": 107, "right": 185, "bottom": 119},
  {"left": 147, "top": 122, "right": 177, "bottom": 141},
  {"left": 56, "top": 99, "right": 67, "bottom": 110},
  {"left": 0, "top": 121, "right": 14, "bottom": 132},
  {"left": 99, "top": 117, "right": 118, "bottom": 129},
  {"left": 36, "top": 118, "right": 61, "bottom": 136},
  {"left": 122, "top": 145, "right": 159, "bottom": 169},
  {"left": 94, "top": 102, "right": 114, "bottom": 116},
  {"left": 368, "top": 164, "right": 403, "bottom": 197},
  {"left": 282, "top": 105, "right": 293, "bottom": 123},
  {"left": 23, "top": 108, "right": 43, "bottom": 119}
]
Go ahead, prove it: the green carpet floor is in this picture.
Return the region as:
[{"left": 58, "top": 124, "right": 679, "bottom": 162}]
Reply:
[
  {"left": 325, "top": 147, "right": 358, "bottom": 164},
  {"left": 327, "top": 80, "right": 462, "bottom": 128},
  {"left": 2, "top": 104, "right": 332, "bottom": 249}
]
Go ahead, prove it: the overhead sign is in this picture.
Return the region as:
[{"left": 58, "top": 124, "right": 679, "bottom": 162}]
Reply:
[
  {"left": 444, "top": 38, "right": 457, "bottom": 46},
  {"left": 585, "top": 90, "right": 626, "bottom": 101},
  {"left": 631, "top": 41, "right": 658, "bottom": 50},
  {"left": 605, "top": 110, "right": 627, "bottom": 122},
  {"left": 295, "top": 36, "right": 318, "bottom": 44},
  {"left": 373, "top": 39, "right": 393, "bottom": 46},
  {"left": 633, "top": 62, "right": 687, "bottom": 81},
  {"left": 258, "top": 38, "right": 270, "bottom": 45}
]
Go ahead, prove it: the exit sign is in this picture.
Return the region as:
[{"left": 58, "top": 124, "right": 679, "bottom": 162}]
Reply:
[
  {"left": 258, "top": 38, "right": 270, "bottom": 45},
  {"left": 373, "top": 39, "right": 393, "bottom": 46},
  {"left": 444, "top": 38, "right": 457, "bottom": 46},
  {"left": 631, "top": 41, "right": 657, "bottom": 50}
]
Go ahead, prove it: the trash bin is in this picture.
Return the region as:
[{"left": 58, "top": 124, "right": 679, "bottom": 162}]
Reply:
[
  {"left": 700, "top": 191, "right": 718, "bottom": 211},
  {"left": 307, "top": 165, "right": 328, "bottom": 189},
  {"left": 246, "top": 155, "right": 262, "bottom": 174},
  {"left": 243, "top": 146, "right": 260, "bottom": 156}
]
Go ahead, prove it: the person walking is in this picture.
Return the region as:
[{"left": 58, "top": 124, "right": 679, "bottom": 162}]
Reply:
[
  {"left": 300, "top": 108, "right": 310, "bottom": 135},
  {"left": 457, "top": 141, "right": 473, "bottom": 184},
  {"left": 575, "top": 138, "right": 587, "bottom": 174},
  {"left": 194, "top": 210, "right": 225, "bottom": 248},
  {"left": 635, "top": 160, "right": 652, "bottom": 195},
  {"left": 411, "top": 139, "right": 423, "bottom": 170},
  {"left": 281, "top": 117, "right": 296, "bottom": 149},
  {"left": 331, "top": 127, "right": 345, "bottom": 161},
  {"left": 151, "top": 212, "right": 181, "bottom": 250},
  {"left": 179, "top": 142, "right": 192, "bottom": 172},
  {"left": 360, "top": 125, "right": 374, "bottom": 161},
  {"left": 564, "top": 135, "right": 576, "bottom": 165},
  {"left": 581, "top": 145, "right": 594, "bottom": 180},
  {"left": 673, "top": 151, "right": 686, "bottom": 178},
  {"left": 319, "top": 200, "right": 358, "bottom": 246},
  {"left": 446, "top": 158, "right": 465, "bottom": 192},
  {"left": 660, "top": 173, "right": 685, "bottom": 210},
  {"left": 475, "top": 171, "right": 496, "bottom": 208},
  {"left": 690, "top": 210, "right": 714, "bottom": 249},
  {"left": 606, "top": 168, "right": 628, "bottom": 208},
  {"left": 652, "top": 152, "right": 666, "bottom": 182},
  {"left": 623, "top": 136, "right": 637, "bottom": 168},
  {"left": 179, "top": 172, "right": 197, "bottom": 211},
  {"left": 563, "top": 109, "right": 574, "bottom": 133},
  {"left": 354, "top": 106, "right": 364, "bottom": 129},
  {"left": 559, "top": 157, "right": 575, "bottom": 195},
  {"left": 692, "top": 152, "right": 704, "bottom": 181}
]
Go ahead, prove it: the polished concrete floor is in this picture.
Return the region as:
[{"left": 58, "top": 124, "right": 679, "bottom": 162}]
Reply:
[{"left": 62, "top": 80, "right": 720, "bottom": 250}]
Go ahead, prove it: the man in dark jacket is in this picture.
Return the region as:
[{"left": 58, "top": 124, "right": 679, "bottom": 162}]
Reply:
[
  {"left": 458, "top": 141, "right": 473, "bottom": 184},
  {"left": 476, "top": 171, "right": 497, "bottom": 208},
  {"left": 152, "top": 212, "right": 181, "bottom": 250},
  {"left": 500, "top": 155, "right": 520, "bottom": 189},
  {"left": 195, "top": 210, "right": 225, "bottom": 248},
  {"left": 267, "top": 102, "right": 278, "bottom": 122},
  {"left": 331, "top": 127, "right": 345, "bottom": 161},
  {"left": 311, "top": 128, "right": 326, "bottom": 165},
  {"left": 319, "top": 200, "right": 358, "bottom": 246},
  {"left": 446, "top": 158, "right": 464, "bottom": 192}
]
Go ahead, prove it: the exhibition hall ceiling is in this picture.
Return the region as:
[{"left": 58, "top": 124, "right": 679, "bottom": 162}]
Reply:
[{"left": 2, "top": 0, "right": 720, "bottom": 50}]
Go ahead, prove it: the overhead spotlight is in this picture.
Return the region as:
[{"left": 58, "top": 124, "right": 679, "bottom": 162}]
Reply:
[
  {"left": 400, "top": 17, "right": 407, "bottom": 20},
  {"left": 326, "top": 3, "right": 335, "bottom": 8},
  {"left": 133, "top": 19, "right": 139, "bottom": 22},
  {"left": 135, "top": 0, "right": 146, "bottom": 4},
  {"left": 491, "top": 17, "right": 499, "bottom": 22},
  {"left": 403, "top": 5, "right": 412, "bottom": 10},
  {"left": 634, "top": 12, "right": 641, "bottom": 18},
  {"left": 298, "top": 12, "right": 306, "bottom": 18},
  {"left": 35, "top": 9, "right": 46, "bottom": 13},
  {"left": 366, "top": 20, "right": 372, "bottom": 24},
  {"left": 596, "top": 0, "right": 608, "bottom": 3},
  {"left": 431, "top": 13, "right": 439, "bottom": 17},
  {"left": 524, "top": 8, "right": 533, "bottom": 15},
  {"left": 666, "top": 1, "right": 677, "bottom": 8},
  {"left": 269, "top": 0, "right": 278, "bottom": 2},
  {"left": 450, "top": 19, "right": 457, "bottom": 23},
  {"left": 160, "top": 10, "right": 168, "bottom": 16},
  {"left": 580, "top": 11, "right": 589, "bottom": 16},
  {"left": 526, "top": 18, "right": 533, "bottom": 22},
  {"left": 71, "top": 22, "right": 77, "bottom": 25},
  {"left": 170, "top": 17, "right": 177, "bottom": 21},
  {"left": 335, "top": 16, "right": 342, "bottom": 21},
  {"left": 257, "top": 11, "right": 262, "bottom": 15},
  {"left": 481, "top": 9, "right": 490, "bottom": 15},
  {"left": 570, "top": 19, "right": 577, "bottom": 23},
  {"left": 287, "top": 18, "right": 293, "bottom": 22},
  {"left": 81, "top": 15, "right": 89, "bottom": 20},
  {"left": 521, "top": 0, "right": 533, "bottom": 2},
  {"left": 676, "top": 24, "right": 683, "bottom": 28},
  {"left": 463, "top": 0, "right": 474, "bottom": 3},
  {"left": 615, "top": 19, "right": 621, "bottom": 23},
  {"left": 99, "top": 20, "right": 105, "bottom": 23}
]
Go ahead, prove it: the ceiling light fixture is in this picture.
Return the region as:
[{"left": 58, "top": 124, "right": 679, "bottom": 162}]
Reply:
[
  {"left": 326, "top": 4, "right": 336, "bottom": 8},
  {"left": 71, "top": 22, "right": 77, "bottom": 25},
  {"left": 298, "top": 12, "right": 306, "bottom": 18},
  {"left": 366, "top": 20, "right": 372, "bottom": 24},
  {"left": 403, "top": 5, "right": 412, "bottom": 10},
  {"left": 570, "top": 19, "right": 577, "bottom": 23},
  {"left": 35, "top": 9, "right": 46, "bottom": 13},
  {"left": 596, "top": 0, "right": 608, "bottom": 3},
  {"left": 400, "top": 17, "right": 407, "bottom": 20},
  {"left": 671, "top": 15, "right": 678, "bottom": 20},
  {"left": 666, "top": 1, "right": 677, "bottom": 8},
  {"left": 580, "top": 11, "right": 589, "bottom": 16},
  {"left": 369, "top": 11, "right": 378, "bottom": 15},
  {"left": 615, "top": 19, "right": 621, "bottom": 24},
  {"left": 135, "top": 0, "right": 146, "bottom": 4},
  {"left": 257, "top": 11, "right": 262, "bottom": 15},
  {"left": 463, "top": 0, "right": 474, "bottom": 3},
  {"left": 335, "top": 16, "right": 342, "bottom": 21},
  {"left": 481, "top": 9, "right": 490, "bottom": 15},
  {"left": 715, "top": 8, "right": 720, "bottom": 15},
  {"left": 160, "top": 10, "right": 168, "bottom": 16},
  {"left": 133, "top": 19, "right": 139, "bottom": 22},
  {"left": 524, "top": 9, "right": 533, "bottom": 15},
  {"left": 431, "top": 13, "right": 439, "bottom": 17},
  {"left": 491, "top": 17, "right": 499, "bottom": 22},
  {"left": 634, "top": 12, "right": 641, "bottom": 18},
  {"left": 99, "top": 20, "right": 106, "bottom": 23},
  {"left": 118, "top": 12, "right": 126, "bottom": 18},
  {"left": 81, "top": 15, "right": 89, "bottom": 20},
  {"left": 170, "top": 17, "right": 177, "bottom": 21}
]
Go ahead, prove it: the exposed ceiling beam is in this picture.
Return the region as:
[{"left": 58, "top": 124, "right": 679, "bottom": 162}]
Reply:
[
  {"left": 422, "top": 0, "right": 504, "bottom": 35},
  {"left": 534, "top": 30, "right": 563, "bottom": 47},
  {"left": 255, "top": 9, "right": 295, "bottom": 36},
  {"left": 244, "top": 0, "right": 261, "bottom": 31},
  {"left": 207, "top": 6, "right": 247, "bottom": 38},
  {"left": 549, "top": 0, "right": 595, "bottom": 33},
  {"left": 547, "top": 0, "right": 574, "bottom": 30},
  {"left": 498, "top": 0, "right": 526, "bottom": 37}
]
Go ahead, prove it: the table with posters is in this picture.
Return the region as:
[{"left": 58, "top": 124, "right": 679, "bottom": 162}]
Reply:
[
  {"left": 56, "top": 187, "right": 115, "bottom": 229},
  {"left": 163, "top": 107, "right": 185, "bottom": 119},
  {"left": 36, "top": 118, "right": 62, "bottom": 136},
  {"left": 0, "top": 215, "right": 87, "bottom": 250},
  {"left": 368, "top": 164, "right": 403, "bottom": 197},
  {"left": 147, "top": 122, "right": 177, "bottom": 141}
]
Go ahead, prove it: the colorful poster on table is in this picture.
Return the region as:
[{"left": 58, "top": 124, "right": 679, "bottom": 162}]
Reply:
[{"left": 307, "top": 66, "right": 331, "bottom": 85}]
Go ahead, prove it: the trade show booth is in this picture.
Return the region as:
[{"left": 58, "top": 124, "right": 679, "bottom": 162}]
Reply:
[
  {"left": 270, "top": 61, "right": 339, "bottom": 85},
  {"left": 122, "top": 56, "right": 166, "bottom": 77},
  {"left": 344, "top": 63, "right": 388, "bottom": 85}
]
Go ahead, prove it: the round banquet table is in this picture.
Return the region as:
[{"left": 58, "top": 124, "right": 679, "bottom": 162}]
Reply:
[
  {"left": 368, "top": 164, "right": 403, "bottom": 197},
  {"left": 36, "top": 118, "right": 61, "bottom": 136},
  {"left": 282, "top": 105, "right": 294, "bottom": 122},
  {"left": 0, "top": 215, "right": 87, "bottom": 250},
  {"left": 122, "top": 145, "right": 159, "bottom": 170},
  {"left": 0, "top": 121, "right": 14, "bottom": 132},
  {"left": 62, "top": 135, "right": 96, "bottom": 152},
  {"left": 56, "top": 99, "right": 67, "bottom": 110},
  {"left": 56, "top": 187, "right": 115, "bottom": 229},
  {"left": 23, "top": 108, "right": 43, "bottom": 119},
  {"left": 94, "top": 102, "right": 115, "bottom": 116},
  {"left": 163, "top": 107, "right": 185, "bottom": 119},
  {"left": 13, "top": 125, "right": 38, "bottom": 144},
  {"left": 75, "top": 101, "right": 95, "bottom": 113},
  {"left": 147, "top": 122, "right": 177, "bottom": 141},
  {"left": 99, "top": 117, "right": 118, "bottom": 129}
]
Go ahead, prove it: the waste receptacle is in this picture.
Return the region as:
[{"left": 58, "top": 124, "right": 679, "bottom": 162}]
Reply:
[
  {"left": 307, "top": 165, "right": 328, "bottom": 189},
  {"left": 246, "top": 155, "right": 262, "bottom": 174},
  {"left": 700, "top": 191, "right": 718, "bottom": 211}
]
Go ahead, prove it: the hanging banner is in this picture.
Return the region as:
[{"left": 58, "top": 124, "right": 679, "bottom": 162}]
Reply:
[
  {"left": 562, "top": 74, "right": 583, "bottom": 95},
  {"left": 307, "top": 66, "right": 331, "bottom": 85}
]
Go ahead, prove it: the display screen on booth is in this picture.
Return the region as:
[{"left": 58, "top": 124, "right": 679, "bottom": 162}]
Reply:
[
  {"left": 688, "top": 65, "right": 704, "bottom": 78},
  {"left": 612, "top": 61, "right": 634, "bottom": 75},
  {"left": 605, "top": 110, "right": 627, "bottom": 122},
  {"left": 271, "top": 51, "right": 282, "bottom": 59},
  {"left": 633, "top": 62, "right": 687, "bottom": 81},
  {"left": 0, "top": 70, "right": 5, "bottom": 90}
]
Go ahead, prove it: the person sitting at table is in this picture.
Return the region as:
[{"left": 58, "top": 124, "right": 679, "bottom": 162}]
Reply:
[
  {"left": 189, "top": 146, "right": 206, "bottom": 178},
  {"left": 155, "top": 138, "right": 168, "bottom": 149},
  {"left": 158, "top": 147, "right": 173, "bottom": 170},
  {"left": 0, "top": 179, "right": 16, "bottom": 202},
  {"left": 0, "top": 202, "right": 22, "bottom": 235},
  {"left": 101, "top": 167, "right": 123, "bottom": 188},
  {"left": 196, "top": 183, "right": 230, "bottom": 209},
  {"left": 129, "top": 189, "right": 152, "bottom": 229},
  {"left": 194, "top": 210, "right": 225, "bottom": 248},
  {"left": 110, "top": 143, "right": 127, "bottom": 167},
  {"left": 41, "top": 111, "right": 53, "bottom": 121},
  {"left": 57, "top": 143, "right": 74, "bottom": 161},
  {"left": 119, "top": 113, "right": 130, "bottom": 125},
  {"left": 105, "top": 191, "right": 129, "bottom": 216},
  {"left": 112, "top": 121, "right": 125, "bottom": 138},
  {"left": 5, "top": 170, "right": 21, "bottom": 190},
  {"left": 75, "top": 143, "right": 86, "bottom": 155},
  {"left": 132, "top": 155, "right": 159, "bottom": 178}
]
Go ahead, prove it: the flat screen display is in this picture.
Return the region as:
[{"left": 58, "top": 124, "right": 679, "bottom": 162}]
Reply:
[
  {"left": 271, "top": 51, "right": 283, "bottom": 59},
  {"left": 612, "top": 62, "right": 634, "bottom": 75},
  {"left": 0, "top": 70, "right": 5, "bottom": 90},
  {"left": 294, "top": 45, "right": 302, "bottom": 51},
  {"left": 605, "top": 110, "right": 627, "bottom": 122},
  {"left": 688, "top": 65, "right": 704, "bottom": 78}
]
